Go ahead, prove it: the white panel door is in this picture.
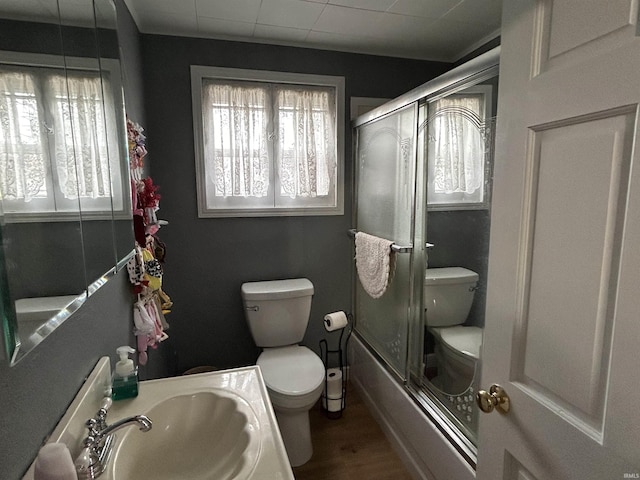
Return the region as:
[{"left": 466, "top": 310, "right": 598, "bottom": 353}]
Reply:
[{"left": 477, "top": 0, "right": 640, "bottom": 479}]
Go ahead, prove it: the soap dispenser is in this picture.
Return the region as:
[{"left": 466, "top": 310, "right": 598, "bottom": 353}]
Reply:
[{"left": 112, "top": 346, "right": 139, "bottom": 400}]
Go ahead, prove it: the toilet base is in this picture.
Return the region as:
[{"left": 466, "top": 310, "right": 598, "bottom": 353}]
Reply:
[{"left": 274, "top": 408, "right": 313, "bottom": 467}]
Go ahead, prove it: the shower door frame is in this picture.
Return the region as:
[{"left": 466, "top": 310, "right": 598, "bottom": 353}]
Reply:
[
  {"left": 352, "top": 101, "right": 420, "bottom": 383},
  {"left": 351, "top": 47, "right": 501, "bottom": 468}
]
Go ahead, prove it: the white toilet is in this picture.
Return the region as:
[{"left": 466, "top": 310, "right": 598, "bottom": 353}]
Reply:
[
  {"left": 424, "top": 267, "right": 483, "bottom": 394},
  {"left": 241, "top": 278, "right": 325, "bottom": 467}
]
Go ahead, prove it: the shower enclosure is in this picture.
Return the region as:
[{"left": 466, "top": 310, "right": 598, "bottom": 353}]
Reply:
[{"left": 351, "top": 47, "right": 499, "bottom": 465}]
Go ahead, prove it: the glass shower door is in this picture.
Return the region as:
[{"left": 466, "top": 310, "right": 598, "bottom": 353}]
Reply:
[
  {"left": 420, "top": 77, "right": 498, "bottom": 447},
  {"left": 354, "top": 103, "right": 418, "bottom": 378}
]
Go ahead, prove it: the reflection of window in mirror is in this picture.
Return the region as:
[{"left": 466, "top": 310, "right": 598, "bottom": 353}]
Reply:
[
  {"left": 427, "top": 85, "right": 492, "bottom": 210},
  {"left": 0, "top": 52, "right": 126, "bottom": 222}
]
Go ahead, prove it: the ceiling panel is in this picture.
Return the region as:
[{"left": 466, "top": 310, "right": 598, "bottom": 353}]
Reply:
[
  {"left": 327, "top": 0, "right": 396, "bottom": 11},
  {"left": 313, "top": 5, "right": 386, "bottom": 36},
  {"left": 122, "top": 0, "right": 502, "bottom": 62},
  {"left": 387, "top": 0, "right": 463, "bottom": 18},
  {"left": 195, "top": 0, "right": 261, "bottom": 23},
  {"left": 257, "top": 0, "right": 324, "bottom": 30},
  {"left": 442, "top": 0, "right": 502, "bottom": 29},
  {"left": 371, "top": 11, "right": 438, "bottom": 39},
  {"left": 253, "top": 23, "right": 309, "bottom": 42},
  {"left": 133, "top": 0, "right": 196, "bottom": 16}
]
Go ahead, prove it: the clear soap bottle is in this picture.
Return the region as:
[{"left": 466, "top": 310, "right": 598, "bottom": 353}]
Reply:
[{"left": 111, "top": 346, "right": 139, "bottom": 400}]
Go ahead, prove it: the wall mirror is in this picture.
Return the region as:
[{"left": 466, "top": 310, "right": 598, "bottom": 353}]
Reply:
[{"left": 0, "top": 0, "right": 133, "bottom": 365}]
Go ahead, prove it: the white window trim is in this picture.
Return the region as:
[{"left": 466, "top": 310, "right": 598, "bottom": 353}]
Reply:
[
  {"left": 426, "top": 84, "right": 493, "bottom": 212},
  {"left": 0, "top": 50, "right": 130, "bottom": 223},
  {"left": 191, "top": 65, "right": 345, "bottom": 218}
]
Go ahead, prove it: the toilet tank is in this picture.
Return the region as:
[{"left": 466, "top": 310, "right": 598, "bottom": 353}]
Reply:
[
  {"left": 424, "top": 267, "right": 478, "bottom": 327},
  {"left": 241, "top": 278, "right": 314, "bottom": 347}
]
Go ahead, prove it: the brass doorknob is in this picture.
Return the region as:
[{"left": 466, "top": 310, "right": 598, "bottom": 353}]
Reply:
[{"left": 477, "top": 384, "right": 510, "bottom": 414}]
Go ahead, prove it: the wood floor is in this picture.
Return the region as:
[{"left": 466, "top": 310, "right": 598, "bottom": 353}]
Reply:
[{"left": 292, "top": 384, "right": 414, "bottom": 480}]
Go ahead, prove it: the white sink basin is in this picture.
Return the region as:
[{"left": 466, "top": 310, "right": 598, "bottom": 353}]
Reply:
[
  {"left": 110, "top": 390, "right": 261, "bottom": 479},
  {"left": 23, "top": 359, "right": 293, "bottom": 480}
]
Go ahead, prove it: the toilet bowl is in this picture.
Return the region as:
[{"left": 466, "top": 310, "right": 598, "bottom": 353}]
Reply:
[
  {"left": 424, "top": 267, "right": 483, "bottom": 394},
  {"left": 241, "top": 278, "right": 325, "bottom": 467},
  {"left": 429, "top": 325, "right": 482, "bottom": 394}
]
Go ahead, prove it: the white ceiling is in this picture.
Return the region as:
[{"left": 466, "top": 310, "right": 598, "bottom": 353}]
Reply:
[{"left": 124, "top": 0, "right": 502, "bottom": 62}]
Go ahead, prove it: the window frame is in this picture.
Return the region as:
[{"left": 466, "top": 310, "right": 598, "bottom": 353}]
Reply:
[
  {"left": 0, "top": 50, "right": 129, "bottom": 223},
  {"left": 191, "top": 65, "right": 345, "bottom": 218}
]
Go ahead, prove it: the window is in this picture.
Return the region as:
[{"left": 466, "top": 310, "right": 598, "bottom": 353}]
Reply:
[
  {"left": 192, "top": 66, "right": 344, "bottom": 217},
  {"left": 0, "top": 52, "right": 126, "bottom": 222},
  {"left": 427, "top": 85, "right": 492, "bottom": 209}
]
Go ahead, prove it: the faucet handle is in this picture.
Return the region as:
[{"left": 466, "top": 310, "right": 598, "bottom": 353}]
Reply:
[
  {"left": 96, "top": 409, "right": 108, "bottom": 430},
  {"left": 82, "top": 435, "right": 96, "bottom": 449},
  {"left": 74, "top": 437, "right": 100, "bottom": 477},
  {"left": 85, "top": 418, "right": 100, "bottom": 438},
  {"left": 95, "top": 397, "right": 112, "bottom": 430},
  {"left": 85, "top": 418, "right": 98, "bottom": 430}
]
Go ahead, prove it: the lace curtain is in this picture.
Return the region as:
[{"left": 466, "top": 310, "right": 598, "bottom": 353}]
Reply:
[
  {"left": 276, "top": 87, "right": 335, "bottom": 199},
  {"left": 202, "top": 80, "right": 336, "bottom": 203},
  {"left": 429, "top": 95, "right": 485, "bottom": 202},
  {"left": 0, "top": 66, "right": 112, "bottom": 208},
  {"left": 0, "top": 70, "right": 47, "bottom": 201},
  {"left": 48, "top": 72, "right": 112, "bottom": 200},
  {"left": 203, "top": 82, "right": 271, "bottom": 198}
]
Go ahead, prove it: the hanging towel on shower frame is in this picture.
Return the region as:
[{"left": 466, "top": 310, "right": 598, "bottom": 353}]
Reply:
[{"left": 354, "top": 231, "right": 396, "bottom": 299}]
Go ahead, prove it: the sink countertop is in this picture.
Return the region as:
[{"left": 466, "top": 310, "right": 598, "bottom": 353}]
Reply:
[{"left": 23, "top": 357, "right": 294, "bottom": 480}]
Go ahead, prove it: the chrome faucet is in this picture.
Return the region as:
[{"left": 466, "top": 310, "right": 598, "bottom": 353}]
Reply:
[
  {"left": 97, "top": 414, "right": 152, "bottom": 438},
  {"left": 75, "top": 402, "right": 152, "bottom": 479}
]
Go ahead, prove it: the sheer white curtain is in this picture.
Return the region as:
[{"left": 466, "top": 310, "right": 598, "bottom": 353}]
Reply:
[
  {"left": 202, "top": 81, "right": 271, "bottom": 201},
  {"left": 0, "top": 70, "right": 47, "bottom": 202},
  {"left": 48, "top": 72, "right": 112, "bottom": 200},
  {"left": 429, "top": 95, "right": 485, "bottom": 205},
  {"left": 276, "top": 87, "right": 335, "bottom": 200}
]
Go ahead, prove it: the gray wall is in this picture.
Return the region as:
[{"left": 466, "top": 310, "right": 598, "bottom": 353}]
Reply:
[
  {"left": 0, "top": 270, "right": 133, "bottom": 480},
  {"left": 0, "top": 2, "right": 152, "bottom": 478},
  {"left": 140, "top": 34, "right": 451, "bottom": 373}
]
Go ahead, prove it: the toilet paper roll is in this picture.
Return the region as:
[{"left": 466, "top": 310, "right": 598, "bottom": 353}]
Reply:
[
  {"left": 323, "top": 367, "right": 343, "bottom": 399},
  {"left": 322, "top": 396, "right": 343, "bottom": 412},
  {"left": 323, "top": 311, "right": 348, "bottom": 331}
]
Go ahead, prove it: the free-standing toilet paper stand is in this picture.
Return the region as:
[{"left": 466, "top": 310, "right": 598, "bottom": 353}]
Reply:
[{"left": 319, "top": 312, "right": 352, "bottom": 419}]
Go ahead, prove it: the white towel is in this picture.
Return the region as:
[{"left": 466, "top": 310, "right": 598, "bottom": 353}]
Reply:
[
  {"left": 34, "top": 443, "right": 77, "bottom": 480},
  {"left": 355, "top": 232, "right": 396, "bottom": 299}
]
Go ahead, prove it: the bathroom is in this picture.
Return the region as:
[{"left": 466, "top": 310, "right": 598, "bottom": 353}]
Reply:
[{"left": 2, "top": 1, "right": 639, "bottom": 479}]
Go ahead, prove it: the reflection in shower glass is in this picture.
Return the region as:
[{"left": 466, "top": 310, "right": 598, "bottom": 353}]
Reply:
[{"left": 421, "top": 79, "right": 497, "bottom": 444}]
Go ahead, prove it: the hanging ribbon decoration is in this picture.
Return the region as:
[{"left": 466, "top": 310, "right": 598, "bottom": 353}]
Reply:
[{"left": 126, "top": 117, "right": 172, "bottom": 366}]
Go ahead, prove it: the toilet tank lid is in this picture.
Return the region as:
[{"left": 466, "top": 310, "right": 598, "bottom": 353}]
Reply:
[
  {"left": 424, "top": 267, "right": 478, "bottom": 285},
  {"left": 241, "top": 278, "right": 314, "bottom": 300}
]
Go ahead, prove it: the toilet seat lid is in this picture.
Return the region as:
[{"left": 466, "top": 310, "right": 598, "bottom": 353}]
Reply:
[
  {"left": 431, "top": 326, "right": 483, "bottom": 359},
  {"left": 257, "top": 345, "right": 325, "bottom": 396}
]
